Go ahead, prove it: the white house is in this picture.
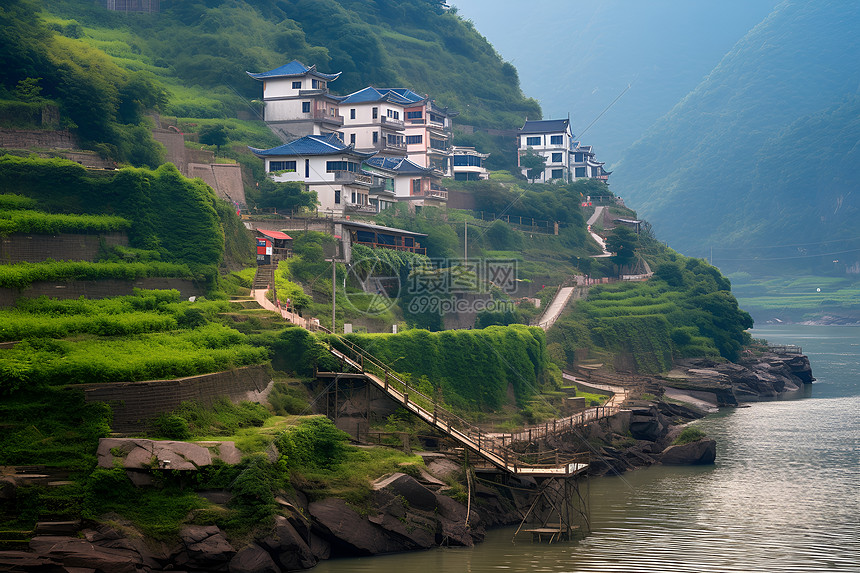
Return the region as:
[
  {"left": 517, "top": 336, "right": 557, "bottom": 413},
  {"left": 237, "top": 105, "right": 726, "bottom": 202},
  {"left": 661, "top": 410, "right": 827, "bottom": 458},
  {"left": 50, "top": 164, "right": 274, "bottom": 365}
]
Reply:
[
  {"left": 249, "top": 134, "right": 376, "bottom": 216},
  {"left": 247, "top": 60, "right": 345, "bottom": 141},
  {"left": 451, "top": 146, "right": 490, "bottom": 181},
  {"left": 571, "top": 141, "right": 611, "bottom": 182},
  {"left": 517, "top": 119, "right": 573, "bottom": 183},
  {"left": 363, "top": 156, "right": 447, "bottom": 211},
  {"left": 378, "top": 89, "right": 456, "bottom": 176},
  {"left": 338, "top": 87, "right": 412, "bottom": 159}
]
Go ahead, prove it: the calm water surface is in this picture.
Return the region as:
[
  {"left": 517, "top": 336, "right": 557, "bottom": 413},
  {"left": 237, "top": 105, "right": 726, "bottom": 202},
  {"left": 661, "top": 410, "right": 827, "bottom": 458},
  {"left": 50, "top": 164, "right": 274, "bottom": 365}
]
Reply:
[{"left": 315, "top": 325, "right": 860, "bottom": 572}]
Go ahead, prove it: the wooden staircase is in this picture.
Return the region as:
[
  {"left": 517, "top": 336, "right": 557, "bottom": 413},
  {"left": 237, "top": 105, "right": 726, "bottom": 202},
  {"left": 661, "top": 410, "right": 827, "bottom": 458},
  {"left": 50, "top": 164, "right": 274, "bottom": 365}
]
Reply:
[
  {"left": 321, "top": 334, "right": 613, "bottom": 478},
  {"left": 252, "top": 264, "right": 276, "bottom": 290}
]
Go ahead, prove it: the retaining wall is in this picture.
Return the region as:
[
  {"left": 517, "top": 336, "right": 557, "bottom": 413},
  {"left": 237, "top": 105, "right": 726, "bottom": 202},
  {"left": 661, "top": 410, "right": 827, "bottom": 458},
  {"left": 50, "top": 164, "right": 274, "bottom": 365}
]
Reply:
[
  {"left": 0, "top": 232, "right": 128, "bottom": 264},
  {"left": 82, "top": 364, "right": 274, "bottom": 433},
  {"left": 0, "top": 277, "right": 203, "bottom": 307}
]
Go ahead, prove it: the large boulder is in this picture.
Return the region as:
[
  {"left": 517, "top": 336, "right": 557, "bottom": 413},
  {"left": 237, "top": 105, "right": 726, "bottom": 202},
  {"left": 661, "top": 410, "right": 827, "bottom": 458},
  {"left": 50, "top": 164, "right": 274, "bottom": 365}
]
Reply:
[
  {"left": 372, "top": 473, "right": 437, "bottom": 511},
  {"left": 28, "top": 536, "right": 147, "bottom": 573},
  {"left": 258, "top": 516, "right": 318, "bottom": 571},
  {"left": 0, "top": 550, "right": 65, "bottom": 573},
  {"left": 228, "top": 544, "right": 280, "bottom": 573},
  {"left": 368, "top": 490, "right": 437, "bottom": 550},
  {"left": 172, "top": 525, "right": 235, "bottom": 571},
  {"left": 660, "top": 439, "right": 716, "bottom": 465},
  {"left": 628, "top": 406, "right": 666, "bottom": 442},
  {"left": 434, "top": 493, "right": 482, "bottom": 546},
  {"left": 309, "top": 498, "right": 403, "bottom": 556}
]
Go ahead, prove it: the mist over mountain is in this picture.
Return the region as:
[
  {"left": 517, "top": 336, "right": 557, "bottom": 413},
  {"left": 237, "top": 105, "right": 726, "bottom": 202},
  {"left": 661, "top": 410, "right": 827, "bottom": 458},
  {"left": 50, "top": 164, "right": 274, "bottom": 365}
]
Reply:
[
  {"left": 451, "top": 0, "right": 776, "bottom": 161},
  {"left": 611, "top": 0, "right": 860, "bottom": 276}
]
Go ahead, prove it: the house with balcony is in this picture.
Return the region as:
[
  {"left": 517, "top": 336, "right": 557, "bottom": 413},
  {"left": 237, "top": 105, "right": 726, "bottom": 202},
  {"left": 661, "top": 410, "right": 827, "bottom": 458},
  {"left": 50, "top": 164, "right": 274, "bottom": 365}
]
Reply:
[
  {"left": 451, "top": 146, "right": 490, "bottom": 181},
  {"left": 247, "top": 60, "right": 345, "bottom": 141},
  {"left": 374, "top": 89, "right": 457, "bottom": 176},
  {"left": 363, "top": 156, "right": 448, "bottom": 211},
  {"left": 339, "top": 87, "right": 410, "bottom": 159},
  {"left": 517, "top": 119, "right": 573, "bottom": 183},
  {"left": 249, "top": 133, "right": 376, "bottom": 216},
  {"left": 571, "top": 141, "right": 611, "bottom": 183}
]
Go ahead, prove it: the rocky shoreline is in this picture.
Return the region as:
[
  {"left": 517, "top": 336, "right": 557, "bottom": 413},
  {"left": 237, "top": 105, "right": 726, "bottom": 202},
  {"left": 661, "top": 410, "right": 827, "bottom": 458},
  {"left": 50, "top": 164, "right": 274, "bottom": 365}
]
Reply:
[{"left": 0, "top": 352, "right": 814, "bottom": 573}]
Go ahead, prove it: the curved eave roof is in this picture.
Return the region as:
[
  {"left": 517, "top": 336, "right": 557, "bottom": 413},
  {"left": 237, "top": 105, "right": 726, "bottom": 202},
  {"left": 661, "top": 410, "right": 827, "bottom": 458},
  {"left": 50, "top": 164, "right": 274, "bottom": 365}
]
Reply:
[
  {"left": 341, "top": 86, "right": 414, "bottom": 105},
  {"left": 247, "top": 60, "right": 341, "bottom": 81},
  {"left": 249, "top": 134, "right": 376, "bottom": 159}
]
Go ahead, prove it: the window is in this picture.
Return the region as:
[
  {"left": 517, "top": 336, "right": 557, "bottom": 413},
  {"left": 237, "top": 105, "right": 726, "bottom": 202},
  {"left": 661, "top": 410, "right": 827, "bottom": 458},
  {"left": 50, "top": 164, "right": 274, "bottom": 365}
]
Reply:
[
  {"left": 387, "top": 109, "right": 400, "bottom": 120},
  {"left": 405, "top": 135, "right": 423, "bottom": 145},
  {"left": 387, "top": 133, "right": 401, "bottom": 146},
  {"left": 292, "top": 81, "right": 302, "bottom": 89},
  {"left": 334, "top": 190, "right": 341, "bottom": 204},
  {"left": 551, "top": 169, "right": 564, "bottom": 179},
  {"left": 305, "top": 159, "right": 309, "bottom": 178},
  {"left": 412, "top": 179, "right": 422, "bottom": 195},
  {"left": 351, "top": 191, "right": 356, "bottom": 204},
  {"left": 311, "top": 79, "right": 325, "bottom": 90},
  {"left": 430, "top": 138, "right": 447, "bottom": 150},
  {"left": 573, "top": 153, "right": 583, "bottom": 163},
  {"left": 326, "top": 161, "right": 359, "bottom": 172},
  {"left": 551, "top": 152, "right": 563, "bottom": 163},
  {"left": 269, "top": 160, "right": 296, "bottom": 172},
  {"left": 453, "top": 155, "right": 482, "bottom": 167},
  {"left": 350, "top": 133, "right": 356, "bottom": 145},
  {"left": 526, "top": 136, "right": 541, "bottom": 146},
  {"left": 350, "top": 108, "right": 356, "bottom": 120},
  {"left": 550, "top": 135, "right": 563, "bottom": 145},
  {"left": 372, "top": 107, "right": 378, "bottom": 119},
  {"left": 575, "top": 167, "right": 587, "bottom": 178},
  {"left": 406, "top": 111, "right": 423, "bottom": 119},
  {"left": 372, "top": 131, "right": 379, "bottom": 144},
  {"left": 302, "top": 101, "right": 310, "bottom": 113}
]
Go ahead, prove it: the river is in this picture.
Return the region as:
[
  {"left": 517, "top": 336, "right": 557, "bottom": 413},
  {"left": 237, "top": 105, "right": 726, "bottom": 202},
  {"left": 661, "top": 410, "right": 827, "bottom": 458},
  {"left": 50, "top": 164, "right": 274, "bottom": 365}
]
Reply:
[{"left": 313, "top": 325, "right": 860, "bottom": 572}]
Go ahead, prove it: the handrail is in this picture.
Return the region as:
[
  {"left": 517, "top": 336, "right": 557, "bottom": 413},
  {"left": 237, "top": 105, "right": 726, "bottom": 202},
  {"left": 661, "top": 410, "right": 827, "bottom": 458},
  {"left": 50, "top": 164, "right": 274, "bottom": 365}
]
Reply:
[{"left": 314, "top": 328, "right": 607, "bottom": 476}]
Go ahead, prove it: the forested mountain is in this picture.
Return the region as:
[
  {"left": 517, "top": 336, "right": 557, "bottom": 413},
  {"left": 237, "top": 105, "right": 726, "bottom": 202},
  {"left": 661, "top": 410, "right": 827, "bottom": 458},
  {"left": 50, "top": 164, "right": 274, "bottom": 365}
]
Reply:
[
  {"left": 611, "top": 0, "right": 860, "bottom": 277},
  {"left": 30, "top": 0, "right": 539, "bottom": 130}
]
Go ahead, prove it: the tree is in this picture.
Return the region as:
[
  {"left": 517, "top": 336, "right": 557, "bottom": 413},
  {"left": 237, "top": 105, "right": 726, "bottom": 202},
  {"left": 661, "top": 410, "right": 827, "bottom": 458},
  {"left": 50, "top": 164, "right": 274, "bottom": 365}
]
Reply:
[
  {"left": 519, "top": 148, "right": 546, "bottom": 183},
  {"left": 199, "top": 124, "right": 229, "bottom": 155},
  {"left": 606, "top": 226, "right": 639, "bottom": 270}
]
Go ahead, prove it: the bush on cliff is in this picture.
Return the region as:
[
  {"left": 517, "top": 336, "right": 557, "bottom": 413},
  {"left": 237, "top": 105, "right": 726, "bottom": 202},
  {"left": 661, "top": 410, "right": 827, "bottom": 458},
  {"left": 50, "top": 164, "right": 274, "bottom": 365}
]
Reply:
[{"left": 342, "top": 324, "right": 552, "bottom": 411}]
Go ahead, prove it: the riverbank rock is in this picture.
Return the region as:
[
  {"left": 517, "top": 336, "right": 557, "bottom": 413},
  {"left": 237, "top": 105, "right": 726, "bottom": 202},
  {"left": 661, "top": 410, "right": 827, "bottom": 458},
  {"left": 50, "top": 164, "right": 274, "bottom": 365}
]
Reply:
[
  {"left": 258, "top": 515, "right": 319, "bottom": 571},
  {"left": 228, "top": 543, "right": 280, "bottom": 573},
  {"left": 171, "top": 525, "right": 235, "bottom": 571},
  {"left": 28, "top": 536, "right": 148, "bottom": 573},
  {"left": 0, "top": 550, "right": 65, "bottom": 572},
  {"left": 660, "top": 439, "right": 716, "bottom": 465},
  {"left": 309, "top": 498, "right": 403, "bottom": 557}
]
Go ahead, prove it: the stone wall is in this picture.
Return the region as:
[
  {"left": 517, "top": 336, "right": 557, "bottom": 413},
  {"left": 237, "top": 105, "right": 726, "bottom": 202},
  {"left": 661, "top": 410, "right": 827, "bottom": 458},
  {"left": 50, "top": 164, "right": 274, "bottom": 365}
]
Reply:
[
  {"left": 151, "top": 128, "right": 188, "bottom": 175},
  {"left": 0, "top": 232, "right": 128, "bottom": 264},
  {"left": 446, "top": 190, "right": 477, "bottom": 211},
  {"left": 0, "top": 277, "right": 203, "bottom": 308},
  {"left": 188, "top": 163, "right": 247, "bottom": 206},
  {"left": 0, "top": 129, "right": 77, "bottom": 149},
  {"left": 82, "top": 364, "right": 274, "bottom": 433}
]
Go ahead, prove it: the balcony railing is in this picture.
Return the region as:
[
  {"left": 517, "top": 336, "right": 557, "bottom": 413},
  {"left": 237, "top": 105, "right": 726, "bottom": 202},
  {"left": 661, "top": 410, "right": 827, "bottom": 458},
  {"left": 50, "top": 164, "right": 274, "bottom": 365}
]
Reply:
[
  {"left": 353, "top": 240, "right": 426, "bottom": 255},
  {"left": 333, "top": 171, "right": 373, "bottom": 185},
  {"left": 374, "top": 140, "right": 407, "bottom": 152},
  {"left": 314, "top": 110, "right": 344, "bottom": 125},
  {"left": 375, "top": 116, "right": 405, "bottom": 130},
  {"left": 345, "top": 203, "right": 378, "bottom": 214}
]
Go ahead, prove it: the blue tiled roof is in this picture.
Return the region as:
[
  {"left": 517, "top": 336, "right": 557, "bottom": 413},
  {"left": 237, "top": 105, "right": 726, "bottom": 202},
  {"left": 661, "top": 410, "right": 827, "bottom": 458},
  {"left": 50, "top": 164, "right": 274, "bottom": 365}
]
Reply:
[
  {"left": 520, "top": 119, "right": 570, "bottom": 134},
  {"left": 378, "top": 88, "right": 426, "bottom": 104},
  {"left": 340, "top": 87, "right": 414, "bottom": 105},
  {"left": 246, "top": 60, "right": 341, "bottom": 81},
  {"left": 364, "top": 156, "right": 433, "bottom": 175},
  {"left": 249, "top": 134, "right": 375, "bottom": 158}
]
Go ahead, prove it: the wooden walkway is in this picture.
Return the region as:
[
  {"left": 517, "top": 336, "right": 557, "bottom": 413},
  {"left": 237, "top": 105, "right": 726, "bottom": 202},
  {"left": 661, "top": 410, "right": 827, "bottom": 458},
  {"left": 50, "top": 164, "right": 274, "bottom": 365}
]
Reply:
[{"left": 250, "top": 285, "right": 627, "bottom": 478}]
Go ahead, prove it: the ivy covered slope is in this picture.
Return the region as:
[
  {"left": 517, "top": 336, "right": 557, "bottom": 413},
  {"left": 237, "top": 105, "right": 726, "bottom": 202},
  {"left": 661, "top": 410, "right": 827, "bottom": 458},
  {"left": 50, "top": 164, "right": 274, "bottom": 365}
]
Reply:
[
  {"left": 38, "top": 0, "right": 540, "bottom": 129},
  {"left": 613, "top": 0, "right": 860, "bottom": 275},
  {"left": 0, "top": 155, "right": 255, "bottom": 286}
]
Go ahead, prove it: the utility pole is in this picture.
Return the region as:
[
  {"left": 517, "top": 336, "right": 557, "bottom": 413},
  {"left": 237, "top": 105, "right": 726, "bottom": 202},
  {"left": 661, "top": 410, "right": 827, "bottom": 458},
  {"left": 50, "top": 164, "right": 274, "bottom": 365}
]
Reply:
[{"left": 332, "top": 257, "right": 336, "bottom": 333}]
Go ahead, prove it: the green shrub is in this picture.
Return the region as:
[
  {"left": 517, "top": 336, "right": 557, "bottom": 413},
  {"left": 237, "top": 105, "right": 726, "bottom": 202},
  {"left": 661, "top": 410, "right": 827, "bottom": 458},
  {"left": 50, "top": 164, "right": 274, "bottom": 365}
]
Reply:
[
  {"left": 673, "top": 426, "right": 707, "bottom": 445},
  {"left": 152, "top": 414, "right": 191, "bottom": 440},
  {"left": 275, "top": 416, "right": 350, "bottom": 470}
]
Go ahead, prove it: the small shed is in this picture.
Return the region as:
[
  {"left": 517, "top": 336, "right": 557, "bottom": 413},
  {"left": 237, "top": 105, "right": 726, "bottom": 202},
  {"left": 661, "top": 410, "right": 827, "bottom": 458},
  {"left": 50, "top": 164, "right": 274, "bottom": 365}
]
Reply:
[{"left": 256, "top": 229, "right": 293, "bottom": 264}]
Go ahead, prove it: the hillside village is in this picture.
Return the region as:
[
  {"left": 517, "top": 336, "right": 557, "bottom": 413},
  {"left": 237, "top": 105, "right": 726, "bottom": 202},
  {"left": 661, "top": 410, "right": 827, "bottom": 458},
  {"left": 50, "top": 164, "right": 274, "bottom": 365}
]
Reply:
[{"left": 245, "top": 60, "right": 611, "bottom": 216}]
